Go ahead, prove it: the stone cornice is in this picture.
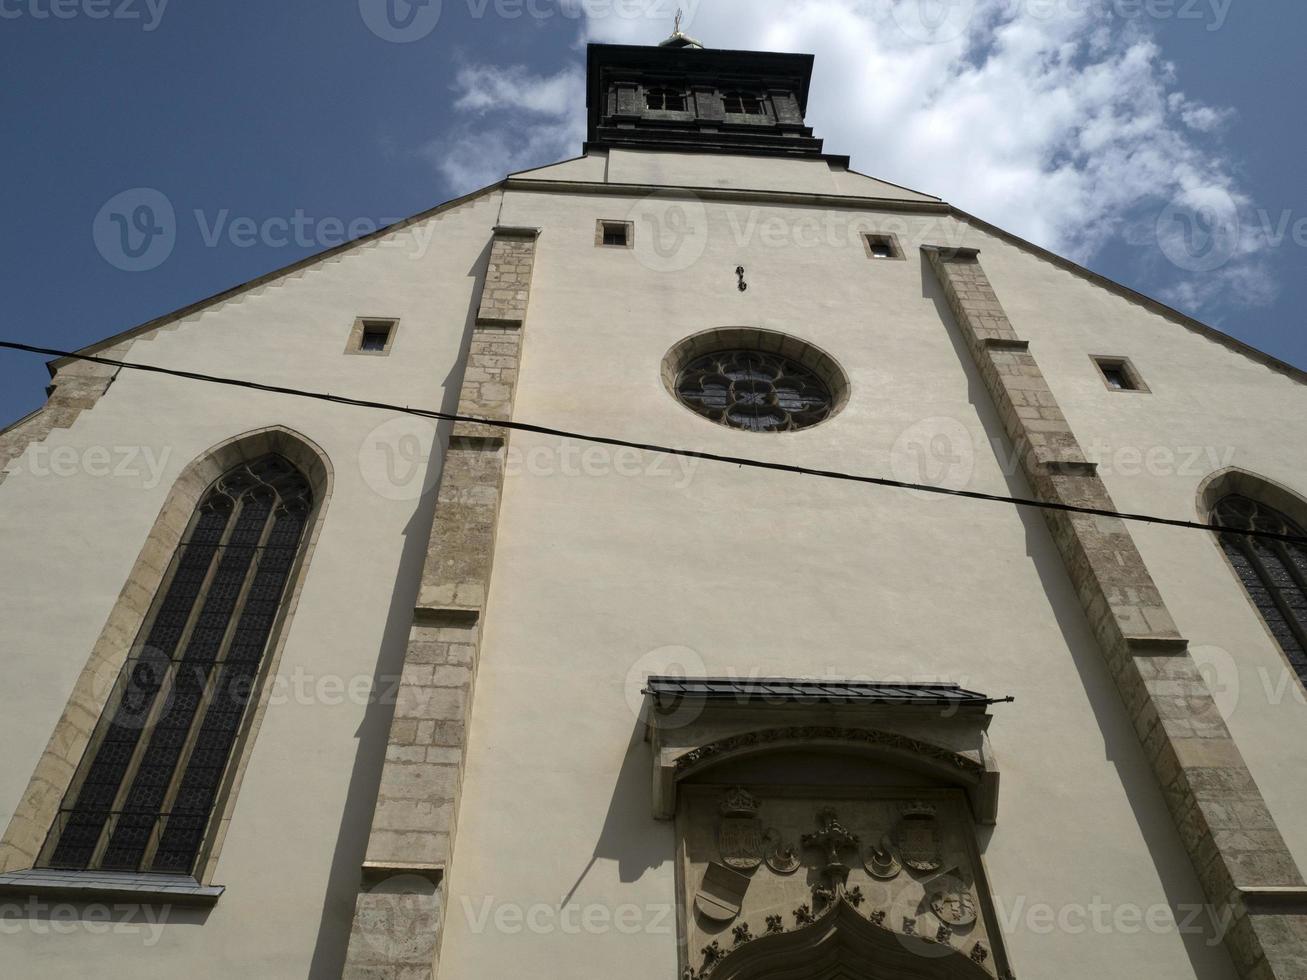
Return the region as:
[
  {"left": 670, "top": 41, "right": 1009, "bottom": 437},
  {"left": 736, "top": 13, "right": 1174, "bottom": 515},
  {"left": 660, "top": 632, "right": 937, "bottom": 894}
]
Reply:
[{"left": 504, "top": 176, "right": 950, "bottom": 213}]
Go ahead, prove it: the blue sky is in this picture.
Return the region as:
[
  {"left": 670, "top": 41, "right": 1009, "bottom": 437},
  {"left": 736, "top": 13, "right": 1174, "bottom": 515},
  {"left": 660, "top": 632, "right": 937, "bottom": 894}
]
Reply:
[{"left": 1, "top": 0, "right": 1303, "bottom": 426}]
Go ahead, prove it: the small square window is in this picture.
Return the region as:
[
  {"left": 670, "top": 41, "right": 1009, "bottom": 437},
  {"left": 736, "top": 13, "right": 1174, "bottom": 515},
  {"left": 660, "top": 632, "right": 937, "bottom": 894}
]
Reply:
[
  {"left": 347, "top": 318, "right": 398, "bottom": 356},
  {"left": 1102, "top": 365, "right": 1129, "bottom": 390},
  {"left": 596, "top": 220, "right": 633, "bottom": 248},
  {"left": 361, "top": 325, "right": 391, "bottom": 351},
  {"left": 863, "top": 233, "right": 903, "bottom": 261},
  {"left": 1093, "top": 356, "right": 1148, "bottom": 393}
]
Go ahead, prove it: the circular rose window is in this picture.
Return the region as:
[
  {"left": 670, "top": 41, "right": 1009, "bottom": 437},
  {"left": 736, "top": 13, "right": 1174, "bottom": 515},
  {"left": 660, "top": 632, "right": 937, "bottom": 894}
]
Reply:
[
  {"left": 675, "top": 349, "right": 835, "bottom": 432},
  {"left": 662, "top": 328, "right": 849, "bottom": 434}
]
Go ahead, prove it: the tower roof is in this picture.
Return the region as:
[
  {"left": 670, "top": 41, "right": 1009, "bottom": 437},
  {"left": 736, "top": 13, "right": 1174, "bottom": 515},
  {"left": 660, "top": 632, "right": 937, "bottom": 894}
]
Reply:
[
  {"left": 657, "top": 30, "right": 704, "bottom": 49},
  {"left": 585, "top": 43, "right": 825, "bottom": 159}
]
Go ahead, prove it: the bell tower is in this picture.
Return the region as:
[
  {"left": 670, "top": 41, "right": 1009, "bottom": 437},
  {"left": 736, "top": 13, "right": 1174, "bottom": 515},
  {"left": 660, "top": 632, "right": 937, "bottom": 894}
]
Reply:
[{"left": 585, "top": 29, "right": 830, "bottom": 160}]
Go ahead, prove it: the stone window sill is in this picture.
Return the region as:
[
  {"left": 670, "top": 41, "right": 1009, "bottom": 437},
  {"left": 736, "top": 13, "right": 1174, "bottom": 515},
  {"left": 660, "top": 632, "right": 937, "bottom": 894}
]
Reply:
[{"left": 0, "top": 869, "right": 224, "bottom": 907}]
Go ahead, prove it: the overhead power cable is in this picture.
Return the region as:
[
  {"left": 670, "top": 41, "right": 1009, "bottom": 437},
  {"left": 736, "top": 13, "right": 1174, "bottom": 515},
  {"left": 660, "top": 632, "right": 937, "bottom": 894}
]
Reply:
[{"left": 2, "top": 339, "right": 1304, "bottom": 547}]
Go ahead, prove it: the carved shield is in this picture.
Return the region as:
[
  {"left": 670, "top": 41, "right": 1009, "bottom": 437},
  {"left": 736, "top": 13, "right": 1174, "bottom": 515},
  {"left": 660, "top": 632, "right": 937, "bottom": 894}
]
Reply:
[
  {"left": 718, "top": 816, "right": 764, "bottom": 872},
  {"left": 895, "top": 812, "right": 942, "bottom": 873},
  {"left": 763, "top": 828, "right": 800, "bottom": 876},
  {"left": 695, "top": 862, "right": 751, "bottom": 923},
  {"left": 863, "top": 836, "right": 902, "bottom": 881},
  {"left": 930, "top": 875, "right": 978, "bottom": 927}
]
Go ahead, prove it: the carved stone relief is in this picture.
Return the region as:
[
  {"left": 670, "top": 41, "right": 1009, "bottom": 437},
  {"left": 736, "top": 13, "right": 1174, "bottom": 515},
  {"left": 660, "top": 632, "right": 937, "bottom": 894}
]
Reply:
[
  {"left": 717, "top": 787, "right": 765, "bottom": 872},
  {"left": 677, "top": 786, "right": 1012, "bottom": 979}
]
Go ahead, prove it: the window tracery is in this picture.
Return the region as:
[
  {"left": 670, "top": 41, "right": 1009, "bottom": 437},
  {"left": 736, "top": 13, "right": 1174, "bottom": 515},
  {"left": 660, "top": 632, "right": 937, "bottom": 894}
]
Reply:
[{"left": 45, "top": 454, "right": 314, "bottom": 876}]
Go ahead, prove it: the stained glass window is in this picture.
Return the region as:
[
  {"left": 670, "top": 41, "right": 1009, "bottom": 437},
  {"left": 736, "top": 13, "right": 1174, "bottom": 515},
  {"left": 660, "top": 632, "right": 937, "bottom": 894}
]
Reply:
[
  {"left": 45, "top": 454, "right": 313, "bottom": 876},
  {"left": 1214, "top": 495, "right": 1307, "bottom": 683},
  {"left": 676, "top": 350, "right": 834, "bottom": 433}
]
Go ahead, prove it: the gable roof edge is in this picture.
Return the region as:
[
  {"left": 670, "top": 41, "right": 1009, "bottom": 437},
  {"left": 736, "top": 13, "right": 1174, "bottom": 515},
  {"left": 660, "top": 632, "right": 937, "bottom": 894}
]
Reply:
[
  {"left": 953, "top": 207, "right": 1306, "bottom": 386},
  {"left": 48, "top": 181, "right": 506, "bottom": 374},
  {"left": 840, "top": 165, "right": 941, "bottom": 203},
  {"left": 38, "top": 179, "right": 1300, "bottom": 388}
]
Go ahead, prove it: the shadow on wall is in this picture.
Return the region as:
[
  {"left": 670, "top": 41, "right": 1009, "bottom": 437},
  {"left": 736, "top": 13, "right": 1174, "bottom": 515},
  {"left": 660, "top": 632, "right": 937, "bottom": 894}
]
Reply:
[
  {"left": 921, "top": 255, "right": 1238, "bottom": 979},
  {"left": 305, "top": 237, "right": 495, "bottom": 979},
  {"left": 560, "top": 723, "right": 673, "bottom": 908},
  {"left": 1018, "top": 507, "right": 1238, "bottom": 980}
]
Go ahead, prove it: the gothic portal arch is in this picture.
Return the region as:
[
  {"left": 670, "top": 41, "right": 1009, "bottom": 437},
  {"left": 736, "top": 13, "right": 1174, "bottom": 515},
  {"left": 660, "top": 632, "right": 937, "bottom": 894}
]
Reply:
[
  {"left": 706, "top": 900, "right": 995, "bottom": 980},
  {"left": 641, "top": 678, "right": 1013, "bottom": 979}
]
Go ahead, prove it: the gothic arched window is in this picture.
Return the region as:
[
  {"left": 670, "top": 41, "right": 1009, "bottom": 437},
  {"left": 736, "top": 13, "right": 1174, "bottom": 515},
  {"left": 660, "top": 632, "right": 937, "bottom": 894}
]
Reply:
[
  {"left": 646, "top": 86, "right": 686, "bottom": 111},
  {"left": 1214, "top": 494, "right": 1307, "bottom": 681},
  {"left": 43, "top": 454, "right": 314, "bottom": 876},
  {"left": 723, "top": 91, "right": 764, "bottom": 115}
]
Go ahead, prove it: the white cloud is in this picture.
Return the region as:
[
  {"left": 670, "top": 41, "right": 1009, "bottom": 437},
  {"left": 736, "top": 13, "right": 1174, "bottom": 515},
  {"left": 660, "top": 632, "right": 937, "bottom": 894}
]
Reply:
[
  {"left": 419, "top": 64, "right": 586, "bottom": 193},
  {"left": 1168, "top": 93, "right": 1234, "bottom": 134},
  {"left": 418, "top": 0, "right": 1273, "bottom": 318},
  {"left": 451, "top": 64, "right": 584, "bottom": 116}
]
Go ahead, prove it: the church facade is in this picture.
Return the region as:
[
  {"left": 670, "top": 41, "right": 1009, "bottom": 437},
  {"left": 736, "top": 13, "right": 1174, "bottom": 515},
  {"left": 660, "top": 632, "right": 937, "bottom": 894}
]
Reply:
[{"left": 2, "top": 32, "right": 1307, "bottom": 980}]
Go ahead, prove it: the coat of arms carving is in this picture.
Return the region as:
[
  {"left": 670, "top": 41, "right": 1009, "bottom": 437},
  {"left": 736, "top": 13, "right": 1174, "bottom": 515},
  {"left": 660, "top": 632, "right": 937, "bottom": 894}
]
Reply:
[
  {"left": 678, "top": 789, "right": 1012, "bottom": 979},
  {"left": 716, "top": 787, "right": 764, "bottom": 872},
  {"left": 695, "top": 862, "right": 751, "bottom": 923},
  {"left": 895, "top": 801, "right": 943, "bottom": 873},
  {"left": 930, "top": 872, "right": 979, "bottom": 927},
  {"left": 863, "top": 835, "right": 902, "bottom": 880},
  {"left": 763, "top": 828, "right": 801, "bottom": 875}
]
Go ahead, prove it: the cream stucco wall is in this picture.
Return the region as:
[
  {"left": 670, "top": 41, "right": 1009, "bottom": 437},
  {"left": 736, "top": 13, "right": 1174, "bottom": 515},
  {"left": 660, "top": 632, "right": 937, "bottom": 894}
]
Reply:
[
  {"left": 602, "top": 148, "right": 938, "bottom": 199},
  {"left": 2, "top": 145, "right": 1304, "bottom": 980},
  {"left": 0, "top": 191, "right": 502, "bottom": 978},
  {"left": 517, "top": 148, "right": 939, "bottom": 202},
  {"left": 439, "top": 166, "right": 1306, "bottom": 979},
  {"left": 974, "top": 232, "right": 1307, "bottom": 869}
]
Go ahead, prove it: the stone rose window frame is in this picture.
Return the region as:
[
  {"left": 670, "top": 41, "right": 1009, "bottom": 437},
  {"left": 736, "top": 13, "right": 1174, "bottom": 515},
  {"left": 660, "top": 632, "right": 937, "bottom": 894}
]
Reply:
[
  {"left": 675, "top": 350, "right": 836, "bottom": 433},
  {"left": 662, "top": 327, "right": 852, "bottom": 435}
]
